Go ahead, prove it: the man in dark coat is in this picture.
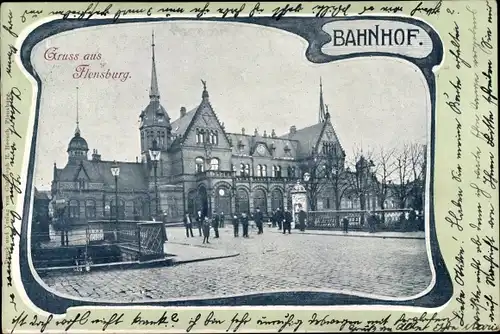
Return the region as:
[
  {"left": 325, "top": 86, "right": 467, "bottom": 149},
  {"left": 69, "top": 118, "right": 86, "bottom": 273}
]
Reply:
[
  {"left": 254, "top": 207, "right": 264, "bottom": 234},
  {"left": 220, "top": 212, "right": 225, "bottom": 228},
  {"left": 212, "top": 211, "right": 220, "bottom": 238},
  {"left": 232, "top": 214, "right": 239, "bottom": 237},
  {"left": 298, "top": 209, "right": 307, "bottom": 232},
  {"left": 195, "top": 210, "right": 204, "bottom": 236},
  {"left": 274, "top": 208, "right": 283, "bottom": 230},
  {"left": 202, "top": 217, "right": 211, "bottom": 244},
  {"left": 367, "top": 211, "right": 377, "bottom": 233},
  {"left": 342, "top": 216, "right": 349, "bottom": 233},
  {"left": 240, "top": 212, "right": 249, "bottom": 238},
  {"left": 183, "top": 212, "right": 194, "bottom": 237},
  {"left": 283, "top": 209, "right": 292, "bottom": 234}
]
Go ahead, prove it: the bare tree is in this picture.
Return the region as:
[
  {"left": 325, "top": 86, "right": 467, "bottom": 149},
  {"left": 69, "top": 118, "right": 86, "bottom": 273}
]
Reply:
[
  {"left": 393, "top": 144, "right": 416, "bottom": 209},
  {"left": 408, "top": 143, "right": 426, "bottom": 211},
  {"left": 372, "top": 146, "right": 397, "bottom": 211}
]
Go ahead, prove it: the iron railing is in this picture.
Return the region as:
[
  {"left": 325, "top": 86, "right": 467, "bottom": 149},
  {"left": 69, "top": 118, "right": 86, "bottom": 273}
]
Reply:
[{"left": 306, "top": 209, "right": 423, "bottom": 231}]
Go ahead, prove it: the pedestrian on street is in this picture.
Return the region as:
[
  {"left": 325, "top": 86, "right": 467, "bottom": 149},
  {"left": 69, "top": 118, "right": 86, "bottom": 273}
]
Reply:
[
  {"left": 274, "top": 208, "right": 283, "bottom": 230},
  {"left": 212, "top": 211, "right": 220, "bottom": 238},
  {"left": 183, "top": 212, "right": 194, "bottom": 237},
  {"left": 270, "top": 210, "right": 276, "bottom": 228},
  {"left": 202, "top": 216, "right": 211, "bottom": 244},
  {"left": 232, "top": 214, "right": 240, "bottom": 237},
  {"left": 241, "top": 212, "right": 249, "bottom": 238},
  {"left": 342, "top": 216, "right": 349, "bottom": 234},
  {"left": 254, "top": 207, "right": 264, "bottom": 234},
  {"left": 195, "top": 210, "right": 204, "bottom": 237},
  {"left": 367, "top": 210, "right": 377, "bottom": 233},
  {"left": 220, "top": 212, "right": 225, "bottom": 228},
  {"left": 298, "top": 209, "right": 306, "bottom": 232},
  {"left": 283, "top": 209, "right": 292, "bottom": 234}
]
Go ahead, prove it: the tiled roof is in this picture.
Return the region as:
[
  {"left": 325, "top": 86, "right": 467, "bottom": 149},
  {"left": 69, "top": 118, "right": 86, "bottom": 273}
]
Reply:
[
  {"left": 279, "top": 122, "right": 326, "bottom": 158},
  {"left": 55, "top": 160, "right": 148, "bottom": 191},
  {"left": 228, "top": 133, "right": 298, "bottom": 159},
  {"left": 170, "top": 106, "right": 197, "bottom": 141}
]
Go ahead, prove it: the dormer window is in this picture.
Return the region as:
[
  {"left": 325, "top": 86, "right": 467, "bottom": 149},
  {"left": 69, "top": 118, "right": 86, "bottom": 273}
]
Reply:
[
  {"left": 284, "top": 145, "right": 291, "bottom": 154},
  {"left": 238, "top": 140, "right": 245, "bottom": 151}
]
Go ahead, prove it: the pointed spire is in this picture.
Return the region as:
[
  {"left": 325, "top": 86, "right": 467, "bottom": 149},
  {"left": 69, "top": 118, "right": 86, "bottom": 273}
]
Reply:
[
  {"left": 319, "top": 77, "right": 326, "bottom": 123},
  {"left": 75, "top": 87, "right": 80, "bottom": 136},
  {"left": 149, "top": 30, "right": 160, "bottom": 101},
  {"left": 201, "top": 79, "right": 209, "bottom": 101}
]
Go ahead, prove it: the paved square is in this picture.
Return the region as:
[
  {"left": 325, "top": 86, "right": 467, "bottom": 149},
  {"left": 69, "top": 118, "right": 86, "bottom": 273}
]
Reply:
[{"left": 41, "top": 226, "right": 432, "bottom": 302}]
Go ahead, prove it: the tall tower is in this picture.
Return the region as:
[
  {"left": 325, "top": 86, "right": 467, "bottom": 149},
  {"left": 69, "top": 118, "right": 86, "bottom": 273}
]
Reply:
[
  {"left": 67, "top": 87, "right": 89, "bottom": 164},
  {"left": 318, "top": 77, "right": 327, "bottom": 123},
  {"left": 139, "top": 31, "right": 172, "bottom": 156}
]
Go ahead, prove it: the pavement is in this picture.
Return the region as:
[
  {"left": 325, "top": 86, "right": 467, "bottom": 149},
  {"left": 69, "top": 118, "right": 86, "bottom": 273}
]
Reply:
[{"left": 41, "top": 225, "right": 432, "bottom": 302}]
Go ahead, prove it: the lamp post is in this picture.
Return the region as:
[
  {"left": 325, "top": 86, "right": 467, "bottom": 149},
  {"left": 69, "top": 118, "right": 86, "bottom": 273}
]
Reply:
[
  {"left": 149, "top": 139, "right": 161, "bottom": 218},
  {"left": 110, "top": 161, "right": 120, "bottom": 224}
]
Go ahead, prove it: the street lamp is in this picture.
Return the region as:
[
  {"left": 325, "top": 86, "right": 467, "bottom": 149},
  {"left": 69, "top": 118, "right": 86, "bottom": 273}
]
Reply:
[
  {"left": 149, "top": 139, "right": 161, "bottom": 217},
  {"left": 110, "top": 161, "right": 120, "bottom": 224}
]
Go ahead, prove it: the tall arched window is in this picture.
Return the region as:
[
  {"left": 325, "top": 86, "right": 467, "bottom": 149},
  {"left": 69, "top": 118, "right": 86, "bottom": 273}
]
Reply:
[
  {"left": 69, "top": 200, "right": 80, "bottom": 218},
  {"left": 272, "top": 166, "right": 277, "bottom": 177},
  {"left": 245, "top": 164, "right": 250, "bottom": 176},
  {"left": 253, "top": 188, "right": 267, "bottom": 212},
  {"left": 110, "top": 198, "right": 125, "bottom": 219},
  {"left": 210, "top": 158, "right": 220, "bottom": 171},
  {"left": 240, "top": 163, "right": 245, "bottom": 176},
  {"left": 257, "top": 165, "right": 263, "bottom": 177},
  {"left": 271, "top": 189, "right": 283, "bottom": 211},
  {"left": 195, "top": 157, "right": 204, "bottom": 173},
  {"left": 262, "top": 165, "right": 267, "bottom": 177},
  {"left": 276, "top": 165, "right": 282, "bottom": 177},
  {"left": 85, "top": 199, "right": 96, "bottom": 218},
  {"left": 235, "top": 189, "right": 249, "bottom": 214}
]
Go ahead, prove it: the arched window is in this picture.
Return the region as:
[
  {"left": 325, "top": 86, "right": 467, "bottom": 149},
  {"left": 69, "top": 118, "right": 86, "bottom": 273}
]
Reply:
[
  {"left": 262, "top": 165, "right": 267, "bottom": 177},
  {"left": 85, "top": 199, "right": 96, "bottom": 218},
  {"left": 240, "top": 163, "right": 245, "bottom": 176},
  {"left": 257, "top": 165, "right": 263, "bottom": 177},
  {"left": 232, "top": 164, "right": 237, "bottom": 173},
  {"left": 271, "top": 189, "right": 283, "bottom": 211},
  {"left": 110, "top": 198, "right": 125, "bottom": 219},
  {"left": 272, "top": 166, "right": 277, "bottom": 177},
  {"left": 253, "top": 188, "right": 267, "bottom": 213},
  {"left": 245, "top": 164, "right": 250, "bottom": 176},
  {"left": 213, "top": 131, "right": 219, "bottom": 145},
  {"left": 276, "top": 165, "right": 282, "bottom": 177},
  {"left": 210, "top": 158, "right": 220, "bottom": 171},
  {"left": 235, "top": 189, "right": 249, "bottom": 214},
  {"left": 195, "top": 157, "right": 204, "bottom": 173},
  {"left": 69, "top": 200, "right": 80, "bottom": 218},
  {"left": 287, "top": 166, "right": 293, "bottom": 177}
]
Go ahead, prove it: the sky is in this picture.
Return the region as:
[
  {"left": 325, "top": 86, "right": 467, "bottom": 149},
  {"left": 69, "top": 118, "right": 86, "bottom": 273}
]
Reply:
[{"left": 31, "top": 20, "right": 429, "bottom": 190}]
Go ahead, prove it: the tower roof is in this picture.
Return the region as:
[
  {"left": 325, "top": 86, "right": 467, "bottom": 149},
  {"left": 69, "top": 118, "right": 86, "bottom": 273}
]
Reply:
[
  {"left": 140, "top": 31, "right": 171, "bottom": 128},
  {"left": 319, "top": 77, "right": 326, "bottom": 123},
  {"left": 68, "top": 87, "right": 88, "bottom": 152}
]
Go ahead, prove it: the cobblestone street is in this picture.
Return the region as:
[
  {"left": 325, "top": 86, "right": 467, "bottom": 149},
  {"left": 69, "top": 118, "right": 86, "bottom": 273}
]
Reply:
[{"left": 41, "top": 226, "right": 432, "bottom": 302}]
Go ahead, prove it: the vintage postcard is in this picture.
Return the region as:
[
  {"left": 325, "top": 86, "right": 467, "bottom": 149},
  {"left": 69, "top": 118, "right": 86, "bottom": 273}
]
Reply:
[{"left": 1, "top": 1, "right": 498, "bottom": 333}]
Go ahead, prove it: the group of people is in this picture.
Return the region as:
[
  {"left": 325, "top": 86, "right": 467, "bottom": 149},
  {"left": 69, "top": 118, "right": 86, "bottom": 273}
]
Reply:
[
  {"left": 183, "top": 206, "right": 309, "bottom": 243},
  {"left": 270, "top": 207, "right": 307, "bottom": 233}
]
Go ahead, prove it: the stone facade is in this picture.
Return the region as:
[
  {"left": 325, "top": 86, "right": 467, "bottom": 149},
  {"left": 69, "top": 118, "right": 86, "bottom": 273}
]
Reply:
[{"left": 50, "top": 34, "right": 384, "bottom": 225}]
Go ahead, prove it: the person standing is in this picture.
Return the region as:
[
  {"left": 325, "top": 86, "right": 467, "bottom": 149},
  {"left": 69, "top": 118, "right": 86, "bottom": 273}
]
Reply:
[
  {"left": 220, "top": 212, "right": 225, "bottom": 228},
  {"left": 195, "top": 210, "right": 204, "bottom": 237},
  {"left": 254, "top": 207, "right": 264, "bottom": 234},
  {"left": 232, "top": 214, "right": 240, "bottom": 237},
  {"left": 241, "top": 212, "right": 249, "bottom": 238},
  {"left": 298, "top": 209, "right": 306, "bottom": 232},
  {"left": 283, "top": 209, "right": 292, "bottom": 234},
  {"left": 202, "top": 216, "right": 211, "bottom": 244},
  {"left": 342, "top": 216, "right": 349, "bottom": 234},
  {"left": 183, "top": 212, "right": 194, "bottom": 237},
  {"left": 212, "top": 211, "right": 220, "bottom": 238},
  {"left": 367, "top": 211, "right": 377, "bottom": 233},
  {"left": 274, "top": 208, "right": 283, "bottom": 230}
]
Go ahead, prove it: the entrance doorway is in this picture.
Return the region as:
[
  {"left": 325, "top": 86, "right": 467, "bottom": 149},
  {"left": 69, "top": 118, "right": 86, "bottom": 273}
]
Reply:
[
  {"left": 197, "top": 186, "right": 209, "bottom": 217},
  {"left": 215, "top": 186, "right": 231, "bottom": 216}
]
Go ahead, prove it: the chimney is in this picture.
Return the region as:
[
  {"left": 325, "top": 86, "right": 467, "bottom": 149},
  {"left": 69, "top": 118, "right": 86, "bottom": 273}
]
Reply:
[
  {"left": 136, "top": 156, "right": 138, "bottom": 163},
  {"left": 180, "top": 106, "right": 186, "bottom": 118},
  {"left": 263, "top": 130, "right": 267, "bottom": 138},
  {"left": 271, "top": 129, "right": 276, "bottom": 138},
  {"left": 290, "top": 126, "right": 297, "bottom": 135},
  {"left": 254, "top": 128, "right": 258, "bottom": 136},
  {"left": 241, "top": 127, "right": 245, "bottom": 135},
  {"left": 91, "top": 149, "right": 101, "bottom": 161}
]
